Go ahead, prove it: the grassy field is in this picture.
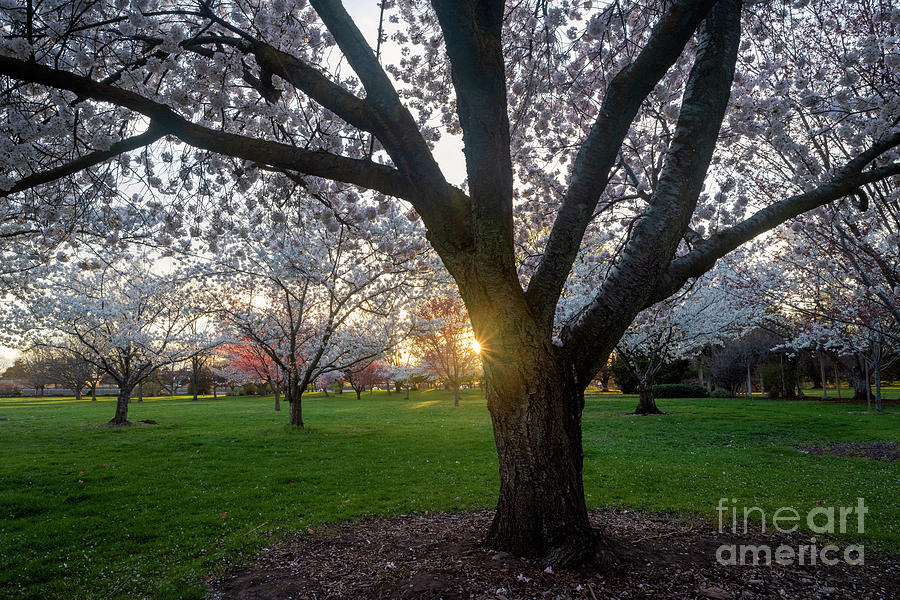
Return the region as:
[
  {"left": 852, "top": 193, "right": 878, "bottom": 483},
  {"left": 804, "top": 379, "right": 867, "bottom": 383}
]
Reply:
[{"left": 0, "top": 390, "right": 897, "bottom": 599}]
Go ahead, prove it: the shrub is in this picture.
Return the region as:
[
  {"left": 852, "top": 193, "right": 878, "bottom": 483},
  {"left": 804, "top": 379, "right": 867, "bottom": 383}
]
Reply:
[
  {"left": 242, "top": 382, "right": 258, "bottom": 395},
  {"left": 651, "top": 383, "right": 708, "bottom": 398},
  {"left": 141, "top": 381, "right": 162, "bottom": 397},
  {"left": 710, "top": 388, "right": 731, "bottom": 398},
  {"left": 611, "top": 356, "right": 692, "bottom": 394}
]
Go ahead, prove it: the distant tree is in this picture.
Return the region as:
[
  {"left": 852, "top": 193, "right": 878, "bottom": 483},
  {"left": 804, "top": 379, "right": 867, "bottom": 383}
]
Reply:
[
  {"left": 209, "top": 203, "right": 421, "bottom": 426},
  {"left": 5, "top": 347, "right": 55, "bottom": 396},
  {"left": 3, "top": 256, "right": 219, "bottom": 424},
  {"left": 615, "top": 273, "right": 757, "bottom": 413},
  {"left": 0, "top": 381, "right": 22, "bottom": 397},
  {"left": 345, "top": 361, "right": 387, "bottom": 400},
  {"left": 220, "top": 341, "right": 285, "bottom": 410},
  {"left": 44, "top": 346, "right": 96, "bottom": 401},
  {"left": 412, "top": 295, "right": 480, "bottom": 407}
]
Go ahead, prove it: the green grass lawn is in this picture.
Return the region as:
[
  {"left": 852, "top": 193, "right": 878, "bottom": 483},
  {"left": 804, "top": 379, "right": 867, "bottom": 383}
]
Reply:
[
  {"left": 0, "top": 390, "right": 897, "bottom": 599},
  {"left": 805, "top": 385, "right": 900, "bottom": 399}
]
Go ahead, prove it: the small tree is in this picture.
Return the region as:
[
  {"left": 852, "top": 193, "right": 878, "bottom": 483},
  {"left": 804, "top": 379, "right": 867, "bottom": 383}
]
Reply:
[
  {"left": 616, "top": 272, "right": 757, "bottom": 413},
  {"left": 5, "top": 347, "right": 55, "bottom": 397},
  {"left": 45, "top": 345, "right": 96, "bottom": 401},
  {"left": 412, "top": 295, "right": 480, "bottom": 407},
  {"left": 4, "top": 256, "right": 219, "bottom": 424},
  {"left": 345, "top": 361, "right": 387, "bottom": 400}
]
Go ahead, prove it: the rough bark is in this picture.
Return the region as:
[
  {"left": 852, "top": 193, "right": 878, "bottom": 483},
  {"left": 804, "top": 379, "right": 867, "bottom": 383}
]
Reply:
[
  {"left": 452, "top": 385, "right": 460, "bottom": 407},
  {"left": 289, "top": 399, "right": 302, "bottom": 426},
  {"left": 483, "top": 348, "right": 609, "bottom": 566},
  {"left": 109, "top": 385, "right": 132, "bottom": 425},
  {"left": 635, "top": 386, "right": 662, "bottom": 415}
]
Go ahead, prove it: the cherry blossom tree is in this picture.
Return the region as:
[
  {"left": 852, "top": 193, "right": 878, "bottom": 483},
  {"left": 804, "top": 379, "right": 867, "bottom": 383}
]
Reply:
[
  {"left": 412, "top": 294, "right": 479, "bottom": 407},
  {"left": 219, "top": 340, "right": 285, "bottom": 409},
  {"left": 1, "top": 0, "right": 898, "bottom": 563},
  {"left": 615, "top": 270, "right": 759, "bottom": 414},
  {"left": 208, "top": 203, "right": 421, "bottom": 425},
  {"left": 344, "top": 359, "right": 387, "bottom": 400},
  {"left": 1, "top": 255, "right": 220, "bottom": 424}
]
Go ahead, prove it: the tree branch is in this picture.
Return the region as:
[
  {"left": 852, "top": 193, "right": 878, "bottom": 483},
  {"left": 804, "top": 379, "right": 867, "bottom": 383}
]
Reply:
[
  {"left": 309, "top": 0, "right": 469, "bottom": 255},
  {"left": 432, "top": 1, "right": 514, "bottom": 264},
  {"left": 524, "top": 0, "right": 719, "bottom": 324},
  {"left": 1, "top": 126, "right": 164, "bottom": 197},
  {"left": 562, "top": 0, "right": 743, "bottom": 386},
  {"left": 0, "top": 55, "right": 415, "bottom": 200},
  {"left": 653, "top": 159, "right": 900, "bottom": 303}
]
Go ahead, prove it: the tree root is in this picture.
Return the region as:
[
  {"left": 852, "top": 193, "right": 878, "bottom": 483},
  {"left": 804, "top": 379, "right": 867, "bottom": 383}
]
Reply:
[{"left": 545, "top": 528, "right": 619, "bottom": 571}]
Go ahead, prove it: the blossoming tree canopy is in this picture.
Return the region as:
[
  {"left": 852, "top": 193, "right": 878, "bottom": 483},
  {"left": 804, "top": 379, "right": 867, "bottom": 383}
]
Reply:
[
  {"left": 615, "top": 268, "right": 761, "bottom": 414},
  {"left": 205, "top": 194, "right": 424, "bottom": 426},
  {"left": 0, "top": 0, "right": 898, "bottom": 563},
  {"left": 2, "top": 254, "right": 220, "bottom": 424}
]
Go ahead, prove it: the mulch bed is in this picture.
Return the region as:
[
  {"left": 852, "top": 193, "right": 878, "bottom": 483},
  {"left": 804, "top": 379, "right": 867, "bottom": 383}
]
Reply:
[
  {"left": 796, "top": 442, "right": 900, "bottom": 462},
  {"left": 208, "top": 510, "right": 898, "bottom": 600}
]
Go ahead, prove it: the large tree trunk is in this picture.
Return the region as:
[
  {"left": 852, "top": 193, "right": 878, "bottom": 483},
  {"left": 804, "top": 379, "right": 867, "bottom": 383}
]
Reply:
[
  {"left": 287, "top": 381, "right": 302, "bottom": 426},
  {"left": 635, "top": 385, "right": 662, "bottom": 415},
  {"left": 852, "top": 354, "right": 869, "bottom": 400},
  {"left": 452, "top": 384, "right": 460, "bottom": 407},
  {"left": 354, "top": 387, "right": 362, "bottom": 400},
  {"left": 109, "top": 385, "right": 132, "bottom": 426},
  {"left": 274, "top": 384, "right": 281, "bottom": 411},
  {"left": 483, "top": 350, "right": 607, "bottom": 566},
  {"left": 91, "top": 383, "right": 97, "bottom": 401},
  {"left": 74, "top": 387, "right": 82, "bottom": 401}
]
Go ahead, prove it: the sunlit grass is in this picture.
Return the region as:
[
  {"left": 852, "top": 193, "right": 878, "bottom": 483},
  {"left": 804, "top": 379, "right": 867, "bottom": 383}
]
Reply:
[{"left": 0, "top": 390, "right": 897, "bottom": 599}]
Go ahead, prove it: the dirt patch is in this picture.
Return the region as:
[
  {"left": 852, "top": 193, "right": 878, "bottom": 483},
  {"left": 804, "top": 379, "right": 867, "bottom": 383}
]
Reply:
[
  {"left": 208, "top": 510, "right": 898, "bottom": 599},
  {"left": 138, "top": 419, "right": 159, "bottom": 425},
  {"left": 797, "top": 442, "right": 900, "bottom": 462}
]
